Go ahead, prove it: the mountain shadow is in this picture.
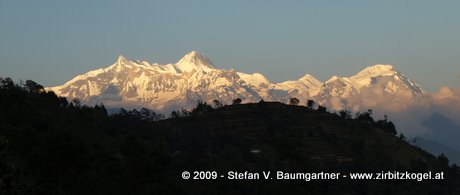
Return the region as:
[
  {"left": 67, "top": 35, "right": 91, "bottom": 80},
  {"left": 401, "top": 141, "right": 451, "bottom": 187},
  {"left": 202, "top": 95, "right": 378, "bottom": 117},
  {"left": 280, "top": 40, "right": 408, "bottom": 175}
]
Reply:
[
  {"left": 422, "top": 112, "right": 460, "bottom": 151},
  {"left": 415, "top": 138, "right": 460, "bottom": 165}
]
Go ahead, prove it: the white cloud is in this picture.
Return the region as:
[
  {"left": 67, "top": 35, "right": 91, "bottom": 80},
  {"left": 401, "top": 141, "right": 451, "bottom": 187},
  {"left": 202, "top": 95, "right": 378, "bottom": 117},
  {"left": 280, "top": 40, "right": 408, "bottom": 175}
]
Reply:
[{"left": 323, "top": 86, "right": 460, "bottom": 138}]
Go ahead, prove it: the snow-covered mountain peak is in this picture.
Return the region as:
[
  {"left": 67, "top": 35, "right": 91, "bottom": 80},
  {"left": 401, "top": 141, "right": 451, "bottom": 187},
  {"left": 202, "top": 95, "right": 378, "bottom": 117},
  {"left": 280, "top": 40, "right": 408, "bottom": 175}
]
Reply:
[
  {"left": 322, "top": 64, "right": 397, "bottom": 87},
  {"left": 116, "top": 55, "right": 130, "bottom": 64},
  {"left": 237, "top": 72, "right": 270, "bottom": 87},
  {"left": 355, "top": 64, "right": 396, "bottom": 77},
  {"left": 46, "top": 52, "right": 426, "bottom": 113},
  {"left": 326, "top": 75, "right": 343, "bottom": 83},
  {"left": 298, "top": 74, "right": 322, "bottom": 86},
  {"left": 299, "top": 74, "right": 315, "bottom": 80},
  {"left": 175, "top": 51, "right": 216, "bottom": 72},
  {"left": 250, "top": 73, "right": 269, "bottom": 81},
  {"left": 300, "top": 74, "right": 314, "bottom": 79},
  {"left": 110, "top": 55, "right": 152, "bottom": 72},
  {"left": 348, "top": 64, "right": 398, "bottom": 88},
  {"left": 117, "top": 55, "right": 127, "bottom": 61}
]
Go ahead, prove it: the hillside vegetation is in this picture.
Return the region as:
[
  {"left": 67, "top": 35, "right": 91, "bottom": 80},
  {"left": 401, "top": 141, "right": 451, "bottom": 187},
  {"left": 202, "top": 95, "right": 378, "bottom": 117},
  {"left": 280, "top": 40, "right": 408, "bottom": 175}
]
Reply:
[{"left": 0, "top": 78, "right": 459, "bottom": 194}]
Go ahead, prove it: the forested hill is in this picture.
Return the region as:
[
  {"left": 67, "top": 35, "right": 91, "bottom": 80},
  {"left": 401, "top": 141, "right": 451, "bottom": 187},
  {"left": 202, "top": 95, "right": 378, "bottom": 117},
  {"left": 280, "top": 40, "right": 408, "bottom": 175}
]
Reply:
[{"left": 1, "top": 78, "right": 459, "bottom": 194}]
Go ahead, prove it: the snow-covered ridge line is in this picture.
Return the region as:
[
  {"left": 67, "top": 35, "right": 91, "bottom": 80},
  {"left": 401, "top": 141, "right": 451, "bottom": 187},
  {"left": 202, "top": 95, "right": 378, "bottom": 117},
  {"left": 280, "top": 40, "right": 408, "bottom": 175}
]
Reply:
[{"left": 46, "top": 51, "right": 425, "bottom": 112}]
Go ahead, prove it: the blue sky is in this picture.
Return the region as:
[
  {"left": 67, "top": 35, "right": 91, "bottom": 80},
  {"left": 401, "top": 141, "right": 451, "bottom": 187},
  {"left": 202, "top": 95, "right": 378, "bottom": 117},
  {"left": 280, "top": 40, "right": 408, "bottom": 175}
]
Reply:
[{"left": 1, "top": 0, "right": 459, "bottom": 92}]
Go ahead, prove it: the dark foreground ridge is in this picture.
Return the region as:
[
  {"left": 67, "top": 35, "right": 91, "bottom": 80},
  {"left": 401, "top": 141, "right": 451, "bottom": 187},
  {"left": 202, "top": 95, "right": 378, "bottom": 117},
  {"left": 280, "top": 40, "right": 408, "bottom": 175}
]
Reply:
[{"left": 1, "top": 78, "right": 460, "bottom": 194}]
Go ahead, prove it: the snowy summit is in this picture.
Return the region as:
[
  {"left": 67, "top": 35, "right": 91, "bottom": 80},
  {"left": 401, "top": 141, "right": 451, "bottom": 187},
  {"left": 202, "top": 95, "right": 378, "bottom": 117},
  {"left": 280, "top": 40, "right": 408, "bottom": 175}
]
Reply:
[
  {"left": 46, "top": 51, "right": 425, "bottom": 112},
  {"left": 175, "top": 51, "right": 216, "bottom": 72}
]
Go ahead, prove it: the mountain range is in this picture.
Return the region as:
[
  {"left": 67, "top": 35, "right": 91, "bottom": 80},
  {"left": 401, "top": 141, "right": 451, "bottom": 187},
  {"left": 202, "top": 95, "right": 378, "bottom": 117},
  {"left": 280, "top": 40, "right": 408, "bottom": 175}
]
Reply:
[{"left": 46, "top": 51, "right": 424, "bottom": 112}]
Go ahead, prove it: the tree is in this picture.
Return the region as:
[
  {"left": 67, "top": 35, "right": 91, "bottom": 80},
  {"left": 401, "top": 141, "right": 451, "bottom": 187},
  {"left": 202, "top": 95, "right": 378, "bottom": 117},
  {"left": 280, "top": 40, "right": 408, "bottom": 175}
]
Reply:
[
  {"left": 356, "top": 110, "right": 374, "bottom": 124},
  {"left": 71, "top": 99, "right": 81, "bottom": 107},
  {"left": 119, "top": 108, "right": 128, "bottom": 116},
  {"left": 317, "top": 105, "right": 327, "bottom": 113},
  {"left": 170, "top": 109, "right": 190, "bottom": 118},
  {"left": 232, "top": 98, "right": 242, "bottom": 105},
  {"left": 437, "top": 154, "right": 449, "bottom": 167},
  {"left": 0, "top": 77, "right": 15, "bottom": 89},
  {"left": 212, "top": 99, "right": 222, "bottom": 108},
  {"left": 140, "top": 108, "right": 154, "bottom": 121},
  {"left": 399, "top": 133, "right": 406, "bottom": 141},
  {"left": 307, "top": 100, "right": 315, "bottom": 109},
  {"left": 180, "top": 109, "right": 190, "bottom": 116},
  {"left": 339, "top": 110, "right": 352, "bottom": 119},
  {"left": 170, "top": 111, "right": 180, "bottom": 118},
  {"left": 288, "top": 98, "right": 299, "bottom": 106},
  {"left": 128, "top": 109, "right": 142, "bottom": 119},
  {"left": 191, "top": 100, "right": 213, "bottom": 115},
  {"left": 58, "top": 97, "right": 69, "bottom": 107},
  {"left": 25, "top": 80, "right": 44, "bottom": 93},
  {"left": 375, "top": 118, "right": 397, "bottom": 136}
]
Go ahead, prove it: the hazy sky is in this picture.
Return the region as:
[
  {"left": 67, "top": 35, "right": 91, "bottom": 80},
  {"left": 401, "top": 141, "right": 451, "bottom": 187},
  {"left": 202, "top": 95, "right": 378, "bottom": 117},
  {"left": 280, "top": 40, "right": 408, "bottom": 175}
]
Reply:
[{"left": 1, "top": 0, "right": 459, "bottom": 92}]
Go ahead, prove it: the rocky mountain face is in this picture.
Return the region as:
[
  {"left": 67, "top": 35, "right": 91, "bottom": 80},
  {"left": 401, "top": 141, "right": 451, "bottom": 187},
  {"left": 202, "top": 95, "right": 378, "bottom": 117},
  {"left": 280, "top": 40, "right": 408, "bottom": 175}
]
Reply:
[{"left": 46, "top": 51, "right": 424, "bottom": 112}]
